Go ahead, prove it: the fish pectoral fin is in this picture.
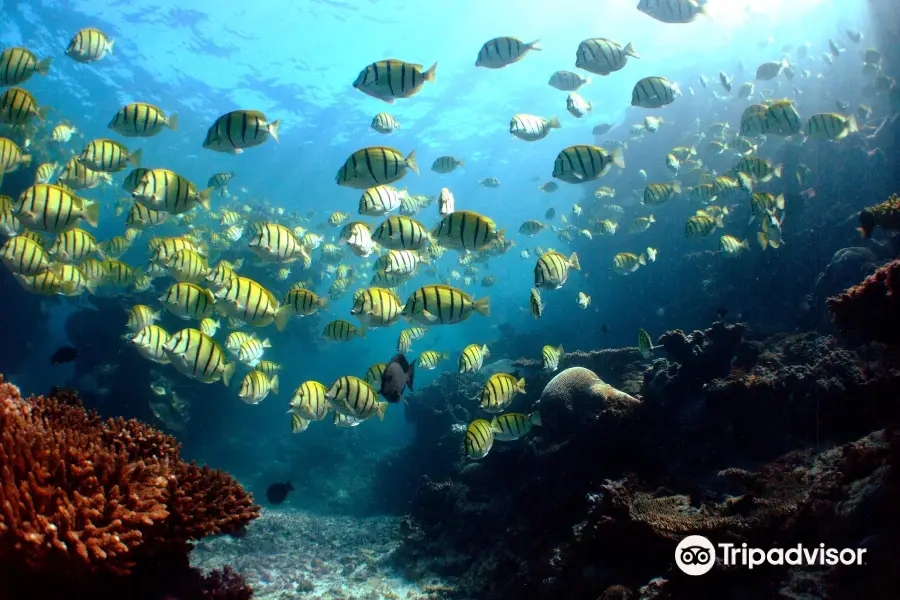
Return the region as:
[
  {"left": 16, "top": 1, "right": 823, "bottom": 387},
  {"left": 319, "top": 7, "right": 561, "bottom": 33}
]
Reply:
[{"left": 419, "top": 310, "right": 438, "bottom": 323}]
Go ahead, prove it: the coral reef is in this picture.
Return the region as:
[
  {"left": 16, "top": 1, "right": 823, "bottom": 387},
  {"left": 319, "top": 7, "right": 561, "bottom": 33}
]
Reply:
[
  {"left": 858, "top": 192, "right": 900, "bottom": 238},
  {"left": 826, "top": 259, "right": 900, "bottom": 344},
  {"left": 0, "top": 375, "right": 259, "bottom": 599},
  {"left": 383, "top": 316, "right": 900, "bottom": 599}
]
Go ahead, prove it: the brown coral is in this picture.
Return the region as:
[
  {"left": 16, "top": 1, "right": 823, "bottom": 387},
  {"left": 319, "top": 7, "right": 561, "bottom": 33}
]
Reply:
[
  {"left": 826, "top": 259, "right": 900, "bottom": 344},
  {"left": 859, "top": 192, "right": 900, "bottom": 238},
  {"left": 0, "top": 375, "right": 260, "bottom": 577}
]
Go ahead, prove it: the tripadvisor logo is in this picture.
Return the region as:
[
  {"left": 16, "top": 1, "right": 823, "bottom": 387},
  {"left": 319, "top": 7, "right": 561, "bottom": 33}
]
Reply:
[{"left": 675, "top": 535, "right": 867, "bottom": 576}]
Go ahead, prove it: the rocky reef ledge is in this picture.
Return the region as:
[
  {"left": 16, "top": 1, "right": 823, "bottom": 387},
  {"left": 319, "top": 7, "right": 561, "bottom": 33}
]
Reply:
[{"left": 378, "top": 317, "right": 900, "bottom": 599}]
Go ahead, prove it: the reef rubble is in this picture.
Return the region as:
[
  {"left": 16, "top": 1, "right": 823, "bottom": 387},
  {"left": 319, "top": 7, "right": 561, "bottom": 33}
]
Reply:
[{"left": 381, "top": 316, "right": 900, "bottom": 599}]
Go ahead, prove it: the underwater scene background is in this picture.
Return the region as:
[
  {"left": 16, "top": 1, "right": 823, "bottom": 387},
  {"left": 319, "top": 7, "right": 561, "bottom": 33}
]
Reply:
[{"left": 2, "top": 0, "right": 900, "bottom": 598}]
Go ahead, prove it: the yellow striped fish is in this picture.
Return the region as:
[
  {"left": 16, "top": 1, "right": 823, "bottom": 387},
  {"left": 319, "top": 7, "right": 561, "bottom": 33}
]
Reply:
[
  {"left": 417, "top": 351, "right": 447, "bottom": 370},
  {"left": 237, "top": 337, "right": 271, "bottom": 366},
  {"left": 291, "top": 413, "right": 310, "bottom": 433},
  {"left": 166, "top": 248, "right": 209, "bottom": 283},
  {"left": 336, "top": 147, "right": 419, "bottom": 189},
  {"left": 431, "top": 210, "right": 506, "bottom": 251},
  {"left": 529, "top": 288, "right": 543, "bottom": 319},
  {"left": 238, "top": 370, "right": 279, "bottom": 404},
  {"left": 200, "top": 318, "right": 220, "bottom": 336},
  {"left": 78, "top": 138, "right": 141, "bottom": 173},
  {"left": 34, "top": 161, "right": 59, "bottom": 184},
  {"left": 510, "top": 114, "right": 561, "bottom": 141},
  {"left": 401, "top": 284, "right": 490, "bottom": 325},
  {"left": 214, "top": 275, "right": 279, "bottom": 327},
  {"left": 15, "top": 183, "right": 100, "bottom": 233},
  {"left": 0, "top": 196, "right": 21, "bottom": 236},
  {"left": 48, "top": 228, "right": 102, "bottom": 263},
  {"left": 131, "top": 168, "right": 212, "bottom": 214},
  {"left": 464, "top": 419, "right": 494, "bottom": 459},
  {"left": 806, "top": 113, "right": 859, "bottom": 141},
  {"left": 534, "top": 250, "right": 580, "bottom": 289},
  {"left": 202, "top": 110, "right": 280, "bottom": 153},
  {"left": 353, "top": 60, "right": 437, "bottom": 102},
  {"left": 638, "top": 328, "right": 653, "bottom": 358},
  {"left": 164, "top": 328, "right": 235, "bottom": 385},
  {"left": 359, "top": 185, "right": 406, "bottom": 216},
  {"left": 225, "top": 331, "right": 254, "bottom": 357},
  {"left": 479, "top": 373, "right": 526, "bottom": 413},
  {"left": 323, "top": 319, "right": 366, "bottom": 342},
  {"left": 553, "top": 145, "right": 625, "bottom": 183},
  {"left": 0, "top": 47, "right": 51, "bottom": 85},
  {"left": 719, "top": 235, "right": 750, "bottom": 256},
  {"left": 246, "top": 222, "right": 309, "bottom": 263},
  {"left": 333, "top": 412, "right": 363, "bottom": 428},
  {"left": 763, "top": 100, "right": 802, "bottom": 136},
  {"left": 290, "top": 380, "right": 332, "bottom": 421},
  {"left": 65, "top": 28, "right": 114, "bottom": 62},
  {"left": 255, "top": 360, "right": 280, "bottom": 377},
  {"left": 735, "top": 156, "right": 782, "bottom": 183},
  {"left": 575, "top": 38, "right": 637, "bottom": 75},
  {"left": 613, "top": 252, "right": 646, "bottom": 274},
  {"left": 491, "top": 412, "right": 541, "bottom": 441},
  {"left": 15, "top": 270, "right": 64, "bottom": 295},
  {"left": 371, "top": 112, "right": 400, "bottom": 133},
  {"left": 0, "top": 138, "right": 31, "bottom": 175},
  {"left": 80, "top": 258, "right": 107, "bottom": 286},
  {"left": 542, "top": 344, "right": 564, "bottom": 371},
  {"left": 431, "top": 156, "right": 464, "bottom": 174},
  {"left": 109, "top": 102, "right": 179, "bottom": 137},
  {"left": 475, "top": 37, "right": 540, "bottom": 69},
  {"left": 0, "top": 88, "right": 45, "bottom": 125},
  {"left": 126, "top": 202, "right": 169, "bottom": 229},
  {"left": 372, "top": 215, "right": 431, "bottom": 250},
  {"left": 325, "top": 375, "right": 387, "bottom": 421},
  {"left": 459, "top": 343, "right": 489, "bottom": 373},
  {"left": 750, "top": 193, "right": 785, "bottom": 222},
  {"left": 130, "top": 324, "right": 170, "bottom": 364},
  {"left": 123, "top": 167, "right": 151, "bottom": 192},
  {"left": 127, "top": 305, "right": 160, "bottom": 331},
  {"left": 519, "top": 220, "right": 546, "bottom": 236},
  {"left": 685, "top": 214, "right": 723, "bottom": 237},
  {"left": 49, "top": 263, "right": 92, "bottom": 296},
  {"left": 631, "top": 76, "right": 681, "bottom": 108},
  {"left": 643, "top": 182, "right": 681, "bottom": 205},
  {"left": 350, "top": 287, "right": 404, "bottom": 328},
  {"left": 160, "top": 282, "right": 216, "bottom": 320},
  {"left": 397, "top": 329, "right": 413, "bottom": 352},
  {"left": 381, "top": 249, "right": 427, "bottom": 276},
  {"left": 638, "top": 0, "right": 705, "bottom": 23},
  {"left": 102, "top": 259, "right": 139, "bottom": 288},
  {"left": 58, "top": 158, "right": 106, "bottom": 190},
  {"left": 275, "top": 287, "right": 327, "bottom": 331},
  {"left": 149, "top": 236, "right": 207, "bottom": 264},
  {"left": 50, "top": 123, "right": 78, "bottom": 143},
  {"left": 364, "top": 363, "right": 388, "bottom": 392},
  {"left": 0, "top": 234, "right": 51, "bottom": 274}
]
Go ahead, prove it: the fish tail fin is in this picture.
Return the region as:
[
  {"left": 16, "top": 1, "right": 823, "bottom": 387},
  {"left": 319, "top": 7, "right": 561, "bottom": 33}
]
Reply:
[
  {"left": 557, "top": 344, "right": 564, "bottom": 356},
  {"left": 639, "top": 254, "right": 647, "bottom": 266},
  {"left": 82, "top": 200, "right": 100, "bottom": 228},
  {"left": 530, "top": 411, "right": 542, "bottom": 426},
  {"left": 35, "top": 56, "right": 52, "bottom": 76},
  {"left": 474, "top": 296, "right": 491, "bottom": 317},
  {"left": 197, "top": 187, "right": 213, "bottom": 210},
  {"left": 376, "top": 401, "right": 388, "bottom": 422},
  {"left": 624, "top": 42, "right": 639, "bottom": 59},
  {"left": 547, "top": 116, "right": 561, "bottom": 129},
  {"left": 527, "top": 40, "right": 542, "bottom": 51},
  {"left": 847, "top": 114, "right": 859, "bottom": 134},
  {"left": 270, "top": 374, "right": 279, "bottom": 395},
  {"left": 356, "top": 325, "right": 367, "bottom": 339},
  {"left": 775, "top": 194, "right": 785, "bottom": 210},
  {"left": 166, "top": 112, "right": 179, "bottom": 131},
  {"left": 424, "top": 62, "right": 437, "bottom": 83},
  {"left": 568, "top": 252, "right": 581, "bottom": 270},
  {"left": 405, "top": 149, "right": 419, "bottom": 175},
  {"left": 773, "top": 164, "right": 783, "bottom": 178},
  {"left": 671, "top": 180, "right": 682, "bottom": 193},
  {"left": 106, "top": 38, "right": 115, "bottom": 55},
  {"left": 274, "top": 305, "right": 291, "bottom": 332},
  {"left": 516, "top": 377, "right": 526, "bottom": 393},
  {"left": 222, "top": 361, "right": 235, "bottom": 387},
  {"left": 757, "top": 231, "right": 768, "bottom": 250},
  {"left": 129, "top": 148, "right": 143, "bottom": 168},
  {"left": 268, "top": 118, "right": 281, "bottom": 143},
  {"left": 741, "top": 238, "right": 750, "bottom": 250},
  {"left": 610, "top": 146, "right": 626, "bottom": 169}
]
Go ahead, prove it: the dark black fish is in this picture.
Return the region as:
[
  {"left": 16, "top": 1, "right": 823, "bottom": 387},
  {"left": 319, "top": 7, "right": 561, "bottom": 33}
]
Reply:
[
  {"left": 266, "top": 481, "right": 294, "bottom": 504},
  {"left": 50, "top": 346, "right": 78, "bottom": 365},
  {"left": 545, "top": 207, "right": 556, "bottom": 219},
  {"left": 380, "top": 353, "right": 415, "bottom": 403},
  {"left": 600, "top": 323, "right": 609, "bottom": 335},
  {"left": 859, "top": 209, "right": 876, "bottom": 239}
]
